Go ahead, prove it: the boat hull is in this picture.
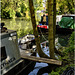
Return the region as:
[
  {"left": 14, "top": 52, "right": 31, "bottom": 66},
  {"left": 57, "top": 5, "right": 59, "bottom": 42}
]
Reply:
[
  {"left": 37, "top": 25, "right": 74, "bottom": 35},
  {"left": 4, "top": 58, "right": 36, "bottom": 75}
]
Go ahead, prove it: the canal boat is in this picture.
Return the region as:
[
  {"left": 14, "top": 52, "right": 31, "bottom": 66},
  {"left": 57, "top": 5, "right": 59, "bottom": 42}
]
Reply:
[
  {"left": 37, "top": 14, "right": 74, "bottom": 34},
  {"left": 1, "top": 23, "right": 36, "bottom": 75}
]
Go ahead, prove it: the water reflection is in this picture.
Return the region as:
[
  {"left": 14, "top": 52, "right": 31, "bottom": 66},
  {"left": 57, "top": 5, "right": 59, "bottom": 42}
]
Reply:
[{"left": 1, "top": 18, "right": 33, "bottom": 38}]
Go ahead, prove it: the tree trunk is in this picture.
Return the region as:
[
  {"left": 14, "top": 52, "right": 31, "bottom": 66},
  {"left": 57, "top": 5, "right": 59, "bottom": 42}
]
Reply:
[
  {"left": 29, "top": 0, "right": 49, "bottom": 58},
  {"left": 53, "top": 0, "right": 56, "bottom": 47},
  {"left": 48, "top": 0, "right": 55, "bottom": 59}
]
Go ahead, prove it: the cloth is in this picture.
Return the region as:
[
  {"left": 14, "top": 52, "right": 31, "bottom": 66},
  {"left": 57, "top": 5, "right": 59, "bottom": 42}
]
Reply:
[{"left": 59, "top": 17, "right": 74, "bottom": 29}]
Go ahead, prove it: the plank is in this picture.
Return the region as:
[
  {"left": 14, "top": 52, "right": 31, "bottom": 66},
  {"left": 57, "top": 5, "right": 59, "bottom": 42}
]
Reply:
[{"left": 20, "top": 52, "right": 62, "bottom": 66}]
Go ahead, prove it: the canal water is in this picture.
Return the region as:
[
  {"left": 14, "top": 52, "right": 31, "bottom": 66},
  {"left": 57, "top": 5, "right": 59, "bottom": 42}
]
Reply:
[
  {"left": 1, "top": 18, "right": 71, "bottom": 75},
  {"left": 1, "top": 18, "right": 33, "bottom": 38}
]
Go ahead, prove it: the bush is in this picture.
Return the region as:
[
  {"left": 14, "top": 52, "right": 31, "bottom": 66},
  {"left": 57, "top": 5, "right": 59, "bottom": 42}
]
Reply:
[
  {"left": 1, "top": 8, "right": 16, "bottom": 19},
  {"left": 49, "top": 70, "right": 59, "bottom": 75},
  {"left": 16, "top": 11, "right": 22, "bottom": 17},
  {"left": 9, "top": 9, "right": 16, "bottom": 18},
  {"left": 65, "top": 31, "right": 74, "bottom": 53},
  {"left": 1, "top": 9, "right": 10, "bottom": 19}
]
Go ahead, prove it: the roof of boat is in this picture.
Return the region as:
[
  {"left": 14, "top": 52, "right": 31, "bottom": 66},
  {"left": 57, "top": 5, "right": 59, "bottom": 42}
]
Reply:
[{"left": 62, "top": 14, "right": 75, "bottom": 17}]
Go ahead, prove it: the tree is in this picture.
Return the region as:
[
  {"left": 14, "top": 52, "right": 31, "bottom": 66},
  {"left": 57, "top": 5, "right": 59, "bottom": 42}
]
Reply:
[
  {"left": 56, "top": 0, "right": 74, "bottom": 14},
  {"left": 65, "top": 0, "right": 74, "bottom": 14},
  {"left": 28, "top": 0, "right": 49, "bottom": 58},
  {"left": 48, "top": 0, "right": 56, "bottom": 59}
]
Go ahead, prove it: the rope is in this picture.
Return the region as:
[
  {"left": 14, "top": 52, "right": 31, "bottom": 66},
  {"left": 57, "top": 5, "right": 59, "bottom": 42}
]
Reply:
[
  {"left": 37, "top": 12, "right": 48, "bottom": 41},
  {"left": 38, "top": 26, "right": 48, "bottom": 41}
]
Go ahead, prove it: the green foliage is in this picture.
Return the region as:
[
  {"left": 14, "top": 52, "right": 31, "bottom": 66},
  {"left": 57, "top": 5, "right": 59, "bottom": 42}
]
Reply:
[
  {"left": 1, "top": 9, "right": 10, "bottom": 18},
  {"left": 17, "top": 29, "right": 25, "bottom": 38},
  {"left": 17, "top": 29, "right": 33, "bottom": 38},
  {"left": 69, "top": 31, "right": 74, "bottom": 46},
  {"left": 49, "top": 70, "right": 59, "bottom": 75},
  {"left": 9, "top": 9, "right": 16, "bottom": 18},
  {"left": 20, "top": 3, "right": 26, "bottom": 13},
  {"left": 1, "top": 0, "right": 16, "bottom": 18},
  {"left": 49, "top": 32, "right": 74, "bottom": 75},
  {"left": 16, "top": 11, "right": 22, "bottom": 17},
  {"left": 1, "top": 0, "right": 44, "bottom": 19},
  {"left": 1, "top": 8, "right": 15, "bottom": 19},
  {"left": 49, "top": 64, "right": 74, "bottom": 75},
  {"left": 29, "top": 30, "right": 33, "bottom": 34},
  {"left": 1, "top": 0, "right": 29, "bottom": 18},
  {"left": 56, "top": 0, "right": 74, "bottom": 14},
  {"left": 64, "top": 31, "right": 74, "bottom": 53},
  {"left": 1, "top": 0, "right": 74, "bottom": 18},
  {"left": 33, "top": 0, "right": 43, "bottom": 10},
  {"left": 57, "top": 65, "right": 71, "bottom": 74},
  {"left": 58, "top": 32, "right": 74, "bottom": 64}
]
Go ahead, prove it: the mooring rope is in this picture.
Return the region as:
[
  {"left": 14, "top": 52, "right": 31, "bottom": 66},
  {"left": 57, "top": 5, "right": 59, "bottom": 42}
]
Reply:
[
  {"left": 38, "top": 26, "right": 48, "bottom": 41},
  {"left": 37, "top": 12, "right": 48, "bottom": 41}
]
